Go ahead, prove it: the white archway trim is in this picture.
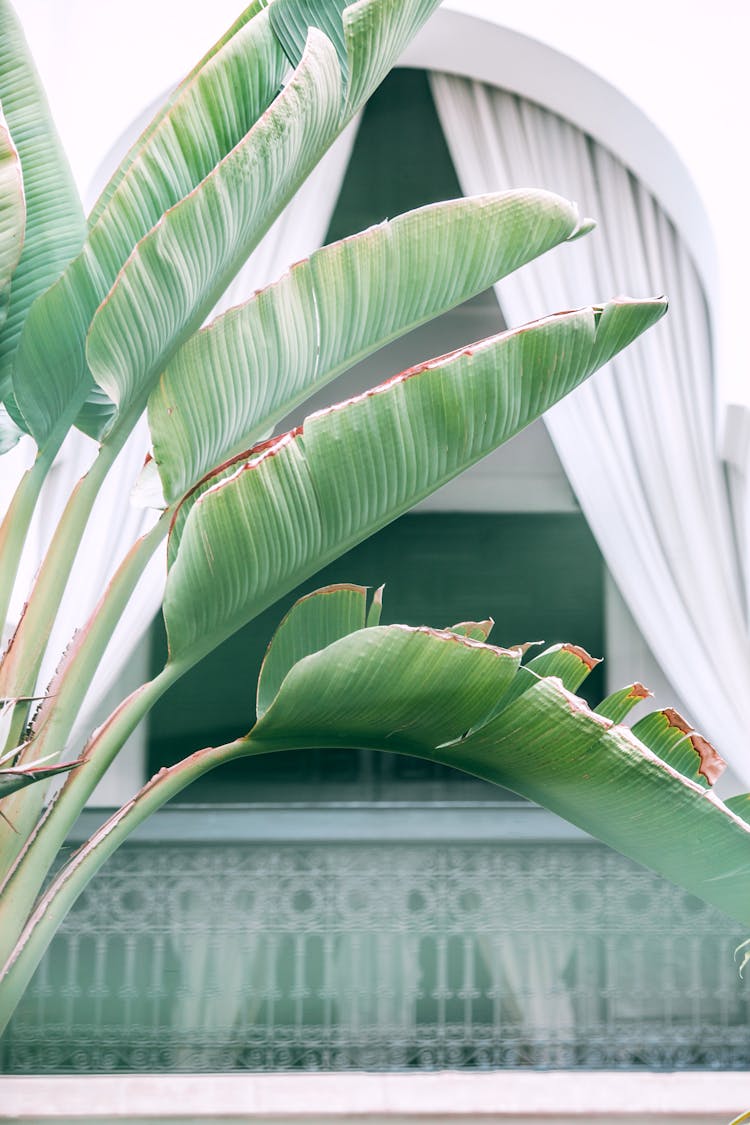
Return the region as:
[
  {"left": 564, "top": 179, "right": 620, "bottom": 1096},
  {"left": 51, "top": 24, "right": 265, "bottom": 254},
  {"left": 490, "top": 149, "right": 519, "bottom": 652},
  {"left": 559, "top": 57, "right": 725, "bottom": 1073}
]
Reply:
[
  {"left": 404, "top": 8, "right": 750, "bottom": 475},
  {"left": 402, "top": 10, "right": 717, "bottom": 312}
]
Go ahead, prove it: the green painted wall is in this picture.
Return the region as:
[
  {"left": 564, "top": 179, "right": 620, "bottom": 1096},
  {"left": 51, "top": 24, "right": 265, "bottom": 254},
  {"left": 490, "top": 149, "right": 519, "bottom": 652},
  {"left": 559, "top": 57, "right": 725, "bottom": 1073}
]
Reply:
[{"left": 325, "top": 68, "right": 463, "bottom": 244}]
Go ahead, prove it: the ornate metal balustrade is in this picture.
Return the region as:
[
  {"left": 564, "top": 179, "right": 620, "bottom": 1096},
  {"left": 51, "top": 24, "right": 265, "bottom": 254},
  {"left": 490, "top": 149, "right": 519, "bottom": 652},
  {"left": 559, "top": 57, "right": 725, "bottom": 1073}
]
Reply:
[{"left": 2, "top": 803, "right": 748, "bottom": 1073}]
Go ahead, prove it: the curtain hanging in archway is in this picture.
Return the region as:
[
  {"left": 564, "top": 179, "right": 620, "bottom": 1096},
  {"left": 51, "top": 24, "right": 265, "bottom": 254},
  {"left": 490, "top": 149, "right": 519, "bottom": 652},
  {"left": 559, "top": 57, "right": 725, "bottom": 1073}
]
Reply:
[{"left": 430, "top": 74, "right": 750, "bottom": 787}]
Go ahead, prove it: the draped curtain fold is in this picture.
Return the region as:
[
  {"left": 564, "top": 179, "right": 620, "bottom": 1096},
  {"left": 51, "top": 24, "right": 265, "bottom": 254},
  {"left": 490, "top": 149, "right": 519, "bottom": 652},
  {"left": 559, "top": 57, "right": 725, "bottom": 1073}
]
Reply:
[{"left": 430, "top": 74, "right": 750, "bottom": 787}]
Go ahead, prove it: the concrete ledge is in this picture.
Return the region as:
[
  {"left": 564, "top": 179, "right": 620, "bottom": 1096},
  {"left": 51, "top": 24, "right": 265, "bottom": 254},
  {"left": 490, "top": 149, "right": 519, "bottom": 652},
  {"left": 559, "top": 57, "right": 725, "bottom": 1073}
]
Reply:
[
  {"left": 69, "top": 803, "right": 591, "bottom": 845},
  {"left": 0, "top": 1072, "right": 747, "bottom": 1122}
]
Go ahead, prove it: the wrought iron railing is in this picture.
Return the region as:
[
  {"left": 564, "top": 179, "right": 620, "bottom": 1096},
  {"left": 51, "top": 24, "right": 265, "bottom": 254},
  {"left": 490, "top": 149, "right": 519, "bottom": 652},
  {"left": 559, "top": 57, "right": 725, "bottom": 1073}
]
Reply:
[{"left": 3, "top": 803, "right": 749, "bottom": 1072}]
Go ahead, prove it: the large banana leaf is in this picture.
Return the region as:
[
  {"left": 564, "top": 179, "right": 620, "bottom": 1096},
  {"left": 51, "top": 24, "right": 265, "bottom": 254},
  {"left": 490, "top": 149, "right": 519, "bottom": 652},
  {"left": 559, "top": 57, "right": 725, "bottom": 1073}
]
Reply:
[
  {"left": 593, "top": 681, "right": 651, "bottom": 723},
  {"left": 253, "top": 585, "right": 593, "bottom": 747},
  {"left": 0, "top": 105, "right": 22, "bottom": 452},
  {"left": 248, "top": 587, "right": 750, "bottom": 927},
  {"left": 0, "top": 0, "right": 84, "bottom": 419},
  {"left": 149, "top": 189, "right": 587, "bottom": 503},
  {"left": 12, "top": 4, "right": 287, "bottom": 444},
  {"left": 86, "top": 0, "right": 443, "bottom": 440},
  {"left": 13, "top": 0, "right": 443, "bottom": 447},
  {"left": 340, "top": 0, "right": 439, "bottom": 113},
  {"left": 162, "top": 298, "right": 666, "bottom": 671},
  {"left": 85, "top": 29, "right": 341, "bottom": 437},
  {"left": 255, "top": 582, "right": 377, "bottom": 717}
]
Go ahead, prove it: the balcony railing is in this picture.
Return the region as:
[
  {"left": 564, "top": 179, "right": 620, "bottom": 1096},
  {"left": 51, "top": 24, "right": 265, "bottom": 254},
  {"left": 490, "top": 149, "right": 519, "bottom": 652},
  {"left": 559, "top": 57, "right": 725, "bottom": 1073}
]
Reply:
[{"left": 3, "top": 802, "right": 748, "bottom": 1073}]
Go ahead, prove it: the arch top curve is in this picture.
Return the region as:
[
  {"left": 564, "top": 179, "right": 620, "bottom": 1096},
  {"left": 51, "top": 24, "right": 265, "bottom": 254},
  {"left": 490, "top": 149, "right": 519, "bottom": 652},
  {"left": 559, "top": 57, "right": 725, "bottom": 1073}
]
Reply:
[{"left": 400, "top": 7, "right": 717, "bottom": 309}]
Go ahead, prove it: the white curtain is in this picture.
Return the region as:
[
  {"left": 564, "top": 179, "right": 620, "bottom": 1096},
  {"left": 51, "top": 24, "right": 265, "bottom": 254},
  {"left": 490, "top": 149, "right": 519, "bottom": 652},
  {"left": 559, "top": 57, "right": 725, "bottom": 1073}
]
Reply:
[
  {"left": 431, "top": 74, "right": 750, "bottom": 788},
  {"left": 3, "top": 118, "right": 360, "bottom": 774},
  {"left": 331, "top": 931, "right": 420, "bottom": 1043},
  {"left": 478, "top": 933, "right": 575, "bottom": 1065}
]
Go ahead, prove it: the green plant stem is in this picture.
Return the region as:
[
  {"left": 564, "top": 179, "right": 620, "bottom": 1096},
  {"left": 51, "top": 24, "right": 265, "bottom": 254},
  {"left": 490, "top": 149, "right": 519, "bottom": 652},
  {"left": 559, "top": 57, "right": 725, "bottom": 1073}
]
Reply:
[
  {"left": 0, "top": 732, "right": 271, "bottom": 1036},
  {"left": 0, "top": 512, "right": 169, "bottom": 882},
  {"left": 0, "top": 441, "right": 58, "bottom": 651},
  {"left": 0, "top": 428, "right": 129, "bottom": 705},
  {"left": 30, "top": 510, "right": 169, "bottom": 760},
  {"left": 0, "top": 661, "right": 181, "bottom": 967},
  {"left": 0, "top": 425, "right": 134, "bottom": 875}
]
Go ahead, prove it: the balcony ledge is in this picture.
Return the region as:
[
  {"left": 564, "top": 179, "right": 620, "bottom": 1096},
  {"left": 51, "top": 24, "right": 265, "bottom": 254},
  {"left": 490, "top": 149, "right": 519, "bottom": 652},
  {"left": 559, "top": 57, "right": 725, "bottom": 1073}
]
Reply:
[
  {"left": 0, "top": 1071, "right": 746, "bottom": 1123},
  {"left": 68, "top": 801, "right": 592, "bottom": 845}
]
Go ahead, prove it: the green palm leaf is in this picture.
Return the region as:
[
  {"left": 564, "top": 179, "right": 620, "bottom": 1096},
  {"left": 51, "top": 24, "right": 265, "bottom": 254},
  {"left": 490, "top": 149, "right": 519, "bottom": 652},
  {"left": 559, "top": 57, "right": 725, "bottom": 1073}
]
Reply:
[
  {"left": 149, "top": 189, "right": 588, "bottom": 504},
  {"left": 87, "top": 0, "right": 443, "bottom": 440},
  {"left": 250, "top": 594, "right": 750, "bottom": 926},
  {"left": 162, "top": 298, "right": 666, "bottom": 672},
  {"left": 0, "top": 0, "right": 84, "bottom": 420},
  {"left": 85, "top": 28, "right": 342, "bottom": 440},
  {"left": 257, "top": 623, "right": 523, "bottom": 752},
  {"left": 12, "top": 4, "right": 287, "bottom": 444},
  {"left": 256, "top": 581, "right": 372, "bottom": 717}
]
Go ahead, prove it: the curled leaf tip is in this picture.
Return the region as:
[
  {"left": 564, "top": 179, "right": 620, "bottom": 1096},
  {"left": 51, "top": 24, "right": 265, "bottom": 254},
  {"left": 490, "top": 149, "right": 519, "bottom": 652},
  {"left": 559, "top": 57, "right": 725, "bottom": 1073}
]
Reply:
[
  {"left": 567, "top": 215, "right": 596, "bottom": 242},
  {"left": 662, "top": 708, "right": 725, "bottom": 785},
  {"left": 662, "top": 707, "right": 692, "bottom": 735},
  {"left": 561, "top": 643, "right": 601, "bottom": 670},
  {"left": 691, "top": 733, "right": 725, "bottom": 785},
  {"left": 514, "top": 640, "right": 544, "bottom": 655},
  {"left": 366, "top": 584, "right": 385, "bottom": 627}
]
